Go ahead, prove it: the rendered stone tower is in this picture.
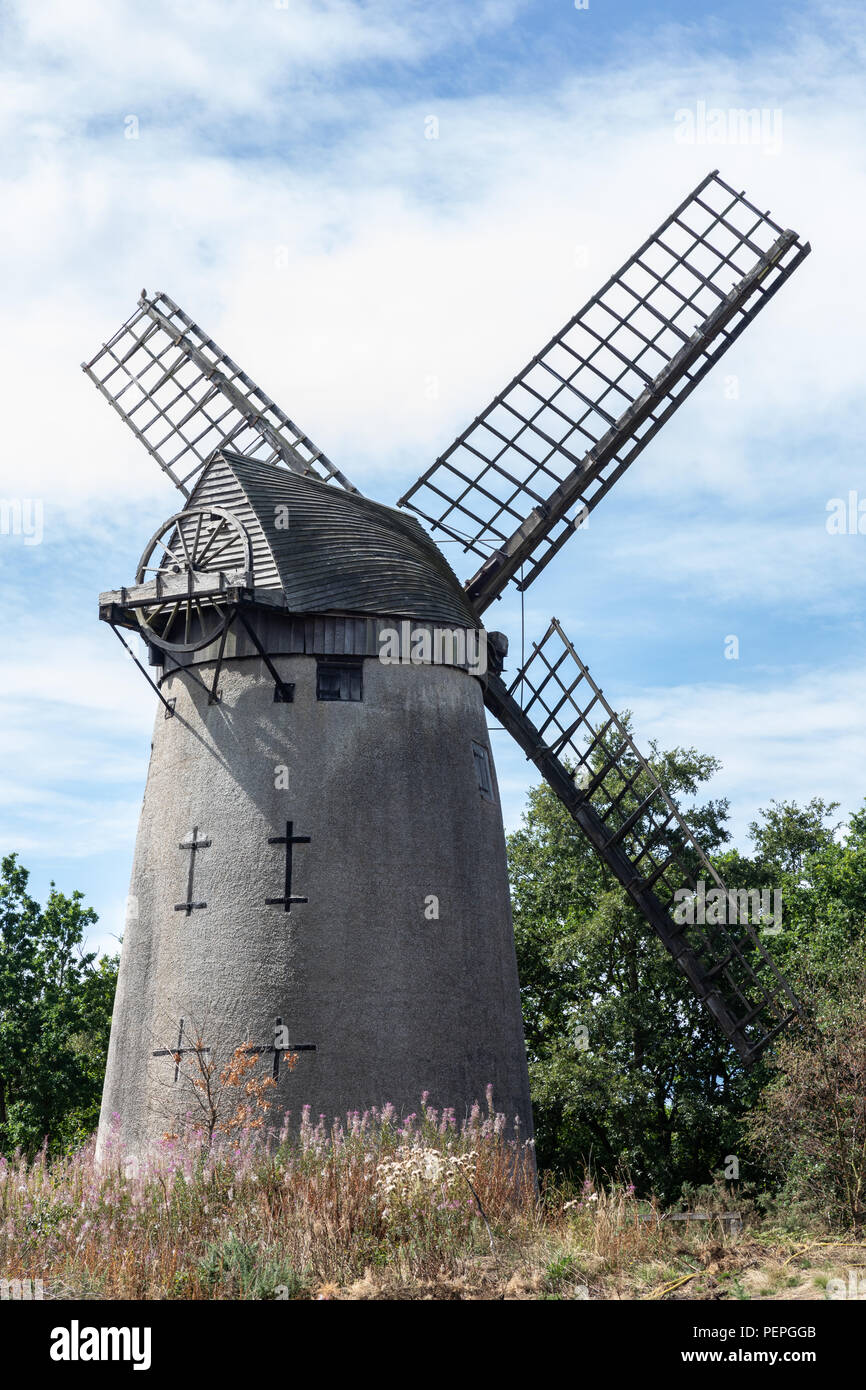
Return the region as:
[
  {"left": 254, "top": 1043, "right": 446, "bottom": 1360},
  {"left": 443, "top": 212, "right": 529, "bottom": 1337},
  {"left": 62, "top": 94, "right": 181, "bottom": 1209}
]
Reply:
[{"left": 97, "top": 452, "right": 532, "bottom": 1155}]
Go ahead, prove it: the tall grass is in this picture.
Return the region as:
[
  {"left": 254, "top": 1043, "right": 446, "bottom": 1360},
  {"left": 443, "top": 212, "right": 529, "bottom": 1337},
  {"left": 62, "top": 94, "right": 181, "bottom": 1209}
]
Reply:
[
  {"left": 1, "top": 1091, "right": 539, "bottom": 1299},
  {"left": 1, "top": 1087, "right": 795, "bottom": 1300}
]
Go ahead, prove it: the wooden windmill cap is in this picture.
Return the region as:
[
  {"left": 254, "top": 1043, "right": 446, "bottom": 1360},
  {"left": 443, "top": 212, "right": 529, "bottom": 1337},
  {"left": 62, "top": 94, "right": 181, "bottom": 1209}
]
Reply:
[{"left": 190, "top": 450, "right": 481, "bottom": 628}]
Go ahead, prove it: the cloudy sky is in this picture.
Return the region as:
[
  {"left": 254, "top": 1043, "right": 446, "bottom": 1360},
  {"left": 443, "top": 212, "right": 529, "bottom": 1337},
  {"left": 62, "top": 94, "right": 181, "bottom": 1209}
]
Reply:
[{"left": 1, "top": 0, "right": 864, "bottom": 954}]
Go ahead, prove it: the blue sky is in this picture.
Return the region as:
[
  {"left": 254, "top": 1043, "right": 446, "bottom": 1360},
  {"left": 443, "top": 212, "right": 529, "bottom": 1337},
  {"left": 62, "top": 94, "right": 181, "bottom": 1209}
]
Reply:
[{"left": 1, "top": 0, "right": 865, "bottom": 954}]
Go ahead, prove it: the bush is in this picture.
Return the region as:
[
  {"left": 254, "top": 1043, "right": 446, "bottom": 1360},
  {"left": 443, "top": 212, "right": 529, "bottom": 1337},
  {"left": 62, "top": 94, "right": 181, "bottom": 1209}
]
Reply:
[
  {"left": 744, "top": 956, "right": 866, "bottom": 1230},
  {"left": 196, "top": 1236, "right": 307, "bottom": 1300}
]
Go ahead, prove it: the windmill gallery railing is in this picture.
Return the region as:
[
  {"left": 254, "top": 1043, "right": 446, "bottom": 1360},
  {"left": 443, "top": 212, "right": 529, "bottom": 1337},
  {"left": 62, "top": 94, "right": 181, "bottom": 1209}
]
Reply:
[{"left": 483, "top": 619, "right": 799, "bottom": 1065}]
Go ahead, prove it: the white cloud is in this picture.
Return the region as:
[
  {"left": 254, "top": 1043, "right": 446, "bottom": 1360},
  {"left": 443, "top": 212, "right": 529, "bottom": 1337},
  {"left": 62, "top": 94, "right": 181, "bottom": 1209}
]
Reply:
[
  {"left": 1, "top": 8, "right": 861, "bottom": 530},
  {"left": 0, "top": 632, "right": 152, "bottom": 857},
  {"left": 4, "top": 0, "right": 517, "bottom": 132},
  {"left": 492, "top": 663, "right": 866, "bottom": 851},
  {"left": 580, "top": 511, "right": 866, "bottom": 614},
  {"left": 624, "top": 665, "right": 866, "bottom": 846},
  {"left": 1, "top": 0, "right": 864, "bottom": 918},
  {"left": 3, "top": 6, "right": 864, "bottom": 511}
]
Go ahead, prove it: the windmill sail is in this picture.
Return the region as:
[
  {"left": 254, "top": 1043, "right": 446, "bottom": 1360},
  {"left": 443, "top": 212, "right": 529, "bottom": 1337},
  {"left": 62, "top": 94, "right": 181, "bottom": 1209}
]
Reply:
[
  {"left": 484, "top": 618, "right": 798, "bottom": 1064},
  {"left": 82, "top": 291, "right": 358, "bottom": 498},
  {"left": 398, "top": 171, "right": 809, "bottom": 613}
]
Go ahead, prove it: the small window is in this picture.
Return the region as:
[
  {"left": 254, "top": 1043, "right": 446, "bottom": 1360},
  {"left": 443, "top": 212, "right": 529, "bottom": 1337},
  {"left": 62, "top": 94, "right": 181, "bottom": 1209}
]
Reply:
[
  {"left": 471, "top": 740, "right": 494, "bottom": 801},
  {"left": 316, "top": 659, "right": 363, "bottom": 702}
]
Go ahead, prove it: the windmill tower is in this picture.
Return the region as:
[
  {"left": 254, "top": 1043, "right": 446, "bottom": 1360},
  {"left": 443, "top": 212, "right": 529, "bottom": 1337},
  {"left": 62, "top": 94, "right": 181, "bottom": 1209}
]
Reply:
[{"left": 87, "top": 171, "right": 808, "bottom": 1158}]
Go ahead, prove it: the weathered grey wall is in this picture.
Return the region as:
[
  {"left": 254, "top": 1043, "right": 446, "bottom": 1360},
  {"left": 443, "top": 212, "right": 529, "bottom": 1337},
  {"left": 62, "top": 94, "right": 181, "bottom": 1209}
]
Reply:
[{"left": 97, "top": 616, "right": 532, "bottom": 1158}]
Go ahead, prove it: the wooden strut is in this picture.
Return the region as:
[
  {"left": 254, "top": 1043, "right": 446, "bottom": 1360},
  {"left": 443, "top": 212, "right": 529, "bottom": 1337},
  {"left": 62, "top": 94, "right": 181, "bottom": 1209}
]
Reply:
[
  {"left": 160, "top": 637, "right": 229, "bottom": 706},
  {"left": 205, "top": 608, "right": 234, "bottom": 703},
  {"left": 232, "top": 606, "right": 294, "bottom": 701},
  {"left": 109, "top": 622, "right": 177, "bottom": 716},
  {"left": 110, "top": 597, "right": 295, "bottom": 710}
]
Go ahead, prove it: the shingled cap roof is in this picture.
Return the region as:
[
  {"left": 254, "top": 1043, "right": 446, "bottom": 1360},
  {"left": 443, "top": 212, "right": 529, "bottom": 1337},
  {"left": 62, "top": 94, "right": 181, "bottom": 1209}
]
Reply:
[{"left": 189, "top": 450, "right": 480, "bottom": 627}]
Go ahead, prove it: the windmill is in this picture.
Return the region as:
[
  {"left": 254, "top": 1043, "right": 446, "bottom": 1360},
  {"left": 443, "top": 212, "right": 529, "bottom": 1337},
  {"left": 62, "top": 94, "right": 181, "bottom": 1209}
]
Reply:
[{"left": 87, "top": 170, "right": 809, "bottom": 1158}]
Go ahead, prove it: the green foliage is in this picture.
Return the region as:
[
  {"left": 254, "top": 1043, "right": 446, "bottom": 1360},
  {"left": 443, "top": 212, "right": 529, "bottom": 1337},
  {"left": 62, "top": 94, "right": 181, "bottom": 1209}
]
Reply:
[
  {"left": 744, "top": 938, "right": 866, "bottom": 1229},
  {"left": 196, "top": 1235, "right": 308, "bottom": 1300},
  {"left": 542, "top": 1252, "right": 580, "bottom": 1294},
  {"left": 748, "top": 797, "right": 840, "bottom": 878},
  {"left": 508, "top": 736, "right": 752, "bottom": 1201},
  {"left": 729, "top": 797, "right": 866, "bottom": 1228},
  {"left": 0, "top": 854, "right": 118, "bottom": 1156},
  {"left": 507, "top": 737, "right": 865, "bottom": 1209}
]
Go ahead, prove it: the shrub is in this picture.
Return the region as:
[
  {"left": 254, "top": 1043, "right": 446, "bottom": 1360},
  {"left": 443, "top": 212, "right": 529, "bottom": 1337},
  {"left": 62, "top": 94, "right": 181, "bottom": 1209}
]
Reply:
[{"left": 744, "top": 962, "right": 866, "bottom": 1230}]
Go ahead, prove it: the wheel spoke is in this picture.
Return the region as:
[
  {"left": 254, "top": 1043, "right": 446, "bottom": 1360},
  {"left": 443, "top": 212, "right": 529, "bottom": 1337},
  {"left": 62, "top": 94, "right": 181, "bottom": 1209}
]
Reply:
[
  {"left": 175, "top": 521, "right": 194, "bottom": 569},
  {"left": 190, "top": 511, "right": 204, "bottom": 568},
  {"left": 141, "top": 600, "right": 180, "bottom": 639},
  {"left": 196, "top": 518, "right": 226, "bottom": 569},
  {"left": 154, "top": 533, "right": 181, "bottom": 560},
  {"left": 142, "top": 599, "right": 171, "bottom": 624},
  {"left": 163, "top": 601, "right": 181, "bottom": 638},
  {"left": 149, "top": 532, "right": 186, "bottom": 576},
  {"left": 193, "top": 601, "right": 214, "bottom": 638},
  {"left": 141, "top": 562, "right": 178, "bottom": 577},
  {"left": 199, "top": 535, "right": 237, "bottom": 569}
]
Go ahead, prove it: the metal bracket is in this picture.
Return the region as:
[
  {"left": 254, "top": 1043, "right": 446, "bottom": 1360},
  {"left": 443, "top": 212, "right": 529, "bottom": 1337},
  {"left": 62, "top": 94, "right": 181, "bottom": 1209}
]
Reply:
[
  {"left": 233, "top": 606, "right": 294, "bottom": 702},
  {"left": 109, "top": 623, "right": 177, "bottom": 717}
]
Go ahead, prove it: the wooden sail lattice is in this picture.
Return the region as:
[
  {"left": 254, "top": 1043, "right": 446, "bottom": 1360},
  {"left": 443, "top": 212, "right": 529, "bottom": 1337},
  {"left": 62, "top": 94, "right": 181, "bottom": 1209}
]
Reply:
[
  {"left": 399, "top": 171, "right": 809, "bottom": 611},
  {"left": 82, "top": 291, "right": 358, "bottom": 498},
  {"left": 493, "top": 618, "right": 799, "bottom": 1062}
]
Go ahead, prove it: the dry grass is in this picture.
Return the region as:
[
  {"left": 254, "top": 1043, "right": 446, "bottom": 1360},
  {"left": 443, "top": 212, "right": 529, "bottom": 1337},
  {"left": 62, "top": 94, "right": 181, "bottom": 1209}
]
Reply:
[{"left": 1, "top": 1097, "right": 861, "bottom": 1301}]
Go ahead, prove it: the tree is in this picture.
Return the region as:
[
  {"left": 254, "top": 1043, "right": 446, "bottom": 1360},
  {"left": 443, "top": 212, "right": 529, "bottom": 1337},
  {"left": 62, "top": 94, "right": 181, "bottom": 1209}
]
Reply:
[
  {"left": 508, "top": 726, "right": 866, "bottom": 1213},
  {"left": 507, "top": 735, "right": 758, "bottom": 1201},
  {"left": 741, "top": 802, "right": 866, "bottom": 1227},
  {"left": 747, "top": 797, "right": 840, "bottom": 879},
  {"left": 0, "top": 855, "right": 118, "bottom": 1155},
  {"left": 154, "top": 1021, "right": 298, "bottom": 1146}
]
